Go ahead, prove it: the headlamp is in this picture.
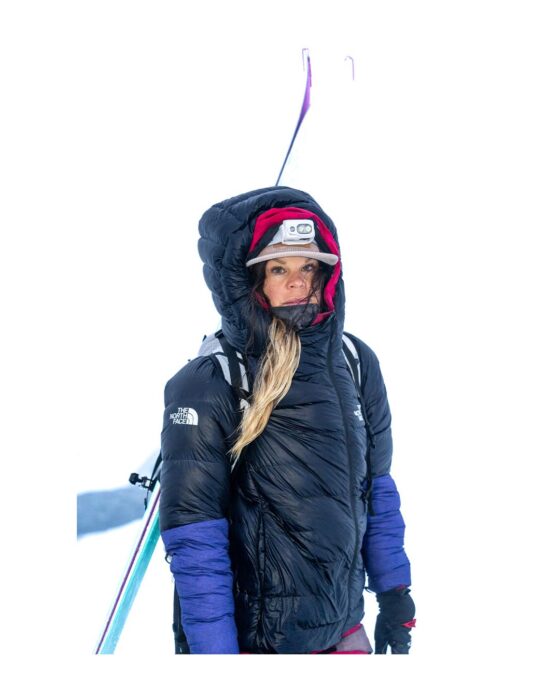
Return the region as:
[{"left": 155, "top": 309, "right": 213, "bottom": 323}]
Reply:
[{"left": 274, "top": 219, "right": 316, "bottom": 245}]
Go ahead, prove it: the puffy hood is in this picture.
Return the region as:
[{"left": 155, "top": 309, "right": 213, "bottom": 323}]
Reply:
[{"left": 198, "top": 186, "right": 345, "bottom": 351}]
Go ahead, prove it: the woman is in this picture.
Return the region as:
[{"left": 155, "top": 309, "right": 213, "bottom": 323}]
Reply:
[{"left": 159, "top": 186, "right": 415, "bottom": 654}]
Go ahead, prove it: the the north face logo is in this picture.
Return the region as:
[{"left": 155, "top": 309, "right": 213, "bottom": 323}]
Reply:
[
  {"left": 170, "top": 407, "right": 199, "bottom": 426},
  {"left": 354, "top": 404, "right": 363, "bottom": 422}
]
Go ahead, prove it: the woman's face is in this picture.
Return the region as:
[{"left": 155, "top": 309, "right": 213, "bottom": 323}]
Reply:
[{"left": 262, "top": 256, "right": 320, "bottom": 307}]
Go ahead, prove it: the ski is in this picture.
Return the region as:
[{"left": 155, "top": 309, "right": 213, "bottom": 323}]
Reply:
[
  {"left": 94, "top": 50, "right": 314, "bottom": 655},
  {"left": 94, "top": 475, "right": 161, "bottom": 654},
  {"left": 275, "top": 49, "right": 313, "bottom": 186}
]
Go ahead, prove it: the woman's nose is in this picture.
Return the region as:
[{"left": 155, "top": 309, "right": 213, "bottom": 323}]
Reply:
[{"left": 287, "top": 271, "right": 305, "bottom": 287}]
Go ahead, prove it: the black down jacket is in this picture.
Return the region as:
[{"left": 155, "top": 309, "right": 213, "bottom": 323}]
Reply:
[{"left": 159, "top": 187, "right": 393, "bottom": 653}]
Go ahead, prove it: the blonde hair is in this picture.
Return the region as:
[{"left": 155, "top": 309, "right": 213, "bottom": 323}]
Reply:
[{"left": 230, "top": 316, "right": 301, "bottom": 462}]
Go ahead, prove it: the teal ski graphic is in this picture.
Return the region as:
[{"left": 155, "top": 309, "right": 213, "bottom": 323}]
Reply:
[{"left": 95, "top": 479, "right": 161, "bottom": 654}]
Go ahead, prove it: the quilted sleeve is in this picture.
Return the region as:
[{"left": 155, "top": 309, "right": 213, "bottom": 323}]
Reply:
[
  {"left": 159, "top": 355, "right": 241, "bottom": 653},
  {"left": 347, "top": 334, "right": 412, "bottom": 594}
]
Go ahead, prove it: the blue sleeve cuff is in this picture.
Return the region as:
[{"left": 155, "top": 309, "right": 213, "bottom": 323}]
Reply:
[
  {"left": 161, "top": 518, "right": 239, "bottom": 654},
  {"left": 362, "top": 474, "right": 411, "bottom": 594}
]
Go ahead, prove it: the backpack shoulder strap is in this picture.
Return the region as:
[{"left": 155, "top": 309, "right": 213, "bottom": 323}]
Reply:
[
  {"left": 342, "top": 332, "right": 361, "bottom": 388},
  {"left": 342, "top": 331, "right": 376, "bottom": 516},
  {"left": 198, "top": 329, "right": 250, "bottom": 410}
]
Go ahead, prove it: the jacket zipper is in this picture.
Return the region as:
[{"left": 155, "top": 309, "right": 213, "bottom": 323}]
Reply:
[{"left": 327, "top": 328, "right": 361, "bottom": 623}]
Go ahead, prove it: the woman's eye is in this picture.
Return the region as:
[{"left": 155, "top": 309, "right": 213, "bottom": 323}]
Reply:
[
  {"left": 270, "top": 266, "right": 285, "bottom": 274},
  {"left": 302, "top": 264, "right": 318, "bottom": 273}
]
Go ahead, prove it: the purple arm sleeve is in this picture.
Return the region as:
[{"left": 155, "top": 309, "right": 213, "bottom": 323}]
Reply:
[
  {"left": 161, "top": 518, "right": 239, "bottom": 654},
  {"left": 362, "top": 474, "right": 411, "bottom": 594}
]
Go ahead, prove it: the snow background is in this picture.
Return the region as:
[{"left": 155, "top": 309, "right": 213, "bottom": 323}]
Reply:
[{"left": 2, "top": 0, "right": 559, "bottom": 697}]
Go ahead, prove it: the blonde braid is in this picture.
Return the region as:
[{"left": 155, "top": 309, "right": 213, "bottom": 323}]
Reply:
[{"left": 230, "top": 316, "right": 301, "bottom": 461}]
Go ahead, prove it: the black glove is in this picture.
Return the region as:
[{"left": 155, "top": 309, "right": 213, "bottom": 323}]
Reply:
[{"left": 374, "top": 586, "right": 416, "bottom": 654}]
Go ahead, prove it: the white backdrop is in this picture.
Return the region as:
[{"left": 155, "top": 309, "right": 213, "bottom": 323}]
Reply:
[{"left": 2, "top": 1, "right": 559, "bottom": 697}]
